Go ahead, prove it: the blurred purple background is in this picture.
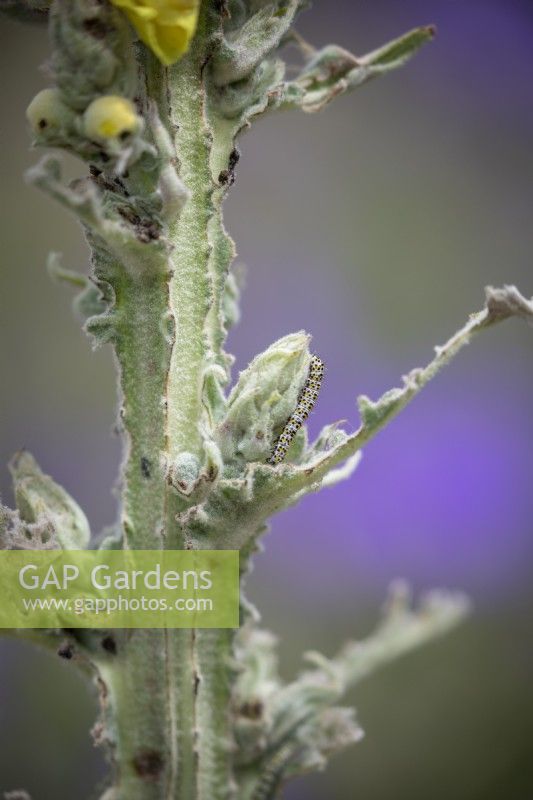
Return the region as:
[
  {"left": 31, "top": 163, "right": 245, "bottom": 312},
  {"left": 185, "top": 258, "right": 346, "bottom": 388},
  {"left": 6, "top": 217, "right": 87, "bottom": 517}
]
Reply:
[{"left": 1, "top": 1, "right": 533, "bottom": 798}]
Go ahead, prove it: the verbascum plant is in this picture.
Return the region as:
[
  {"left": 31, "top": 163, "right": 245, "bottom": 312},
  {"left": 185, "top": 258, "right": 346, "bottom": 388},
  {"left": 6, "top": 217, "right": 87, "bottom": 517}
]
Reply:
[{"left": 1, "top": 1, "right": 532, "bottom": 798}]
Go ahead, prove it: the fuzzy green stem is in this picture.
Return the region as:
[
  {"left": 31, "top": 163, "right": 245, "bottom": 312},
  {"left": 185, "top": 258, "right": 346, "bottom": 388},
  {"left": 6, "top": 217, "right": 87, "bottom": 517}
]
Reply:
[{"left": 97, "top": 8, "right": 237, "bottom": 799}]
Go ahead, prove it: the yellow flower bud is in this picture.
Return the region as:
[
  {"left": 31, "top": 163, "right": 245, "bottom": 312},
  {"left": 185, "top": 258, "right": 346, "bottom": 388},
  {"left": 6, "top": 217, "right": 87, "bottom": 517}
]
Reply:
[
  {"left": 83, "top": 95, "right": 142, "bottom": 142},
  {"left": 26, "top": 88, "right": 71, "bottom": 136},
  {"left": 110, "top": 0, "right": 200, "bottom": 66}
]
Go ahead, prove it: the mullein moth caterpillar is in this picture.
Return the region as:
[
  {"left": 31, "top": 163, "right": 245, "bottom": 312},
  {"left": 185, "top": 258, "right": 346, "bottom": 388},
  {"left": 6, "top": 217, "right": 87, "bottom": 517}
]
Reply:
[{"left": 267, "top": 354, "right": 324, "bottom": 465}]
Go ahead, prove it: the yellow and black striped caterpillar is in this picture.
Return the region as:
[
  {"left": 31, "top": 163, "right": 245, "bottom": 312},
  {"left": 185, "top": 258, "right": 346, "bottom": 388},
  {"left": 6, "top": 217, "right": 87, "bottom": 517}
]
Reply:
[{"left": 267, "top": 354, "right": 324, "bottom": 465}]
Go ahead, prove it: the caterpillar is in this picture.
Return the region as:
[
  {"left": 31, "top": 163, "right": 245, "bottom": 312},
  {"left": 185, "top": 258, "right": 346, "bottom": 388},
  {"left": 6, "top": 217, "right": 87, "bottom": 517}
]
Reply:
[
  {"left": 267, "top": 354, "right": 324, "bottom": 465},
  {"left": 251, "top": 743, "right": 298, "bottom": 800}
]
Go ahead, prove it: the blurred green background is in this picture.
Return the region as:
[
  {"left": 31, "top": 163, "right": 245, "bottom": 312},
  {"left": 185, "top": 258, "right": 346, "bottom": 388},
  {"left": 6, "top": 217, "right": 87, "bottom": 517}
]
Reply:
[{"left": 1, "top": 2, "right": 533, "bottom": 798}]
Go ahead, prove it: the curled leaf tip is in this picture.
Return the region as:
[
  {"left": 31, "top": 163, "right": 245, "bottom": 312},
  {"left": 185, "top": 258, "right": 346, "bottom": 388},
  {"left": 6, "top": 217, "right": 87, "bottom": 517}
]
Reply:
[{"left": 110, "top": 0, "right": 200, "bottom": 66}]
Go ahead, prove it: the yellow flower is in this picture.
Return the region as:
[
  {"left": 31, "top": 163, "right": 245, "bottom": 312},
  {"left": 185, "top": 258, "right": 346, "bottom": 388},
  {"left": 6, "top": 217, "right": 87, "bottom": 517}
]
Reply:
[
  {"left": 83, "top": 95, "right": 142, "bottom": 141},
  {"left": 110, "top": 0, "right": 200, "bottom": 66}
]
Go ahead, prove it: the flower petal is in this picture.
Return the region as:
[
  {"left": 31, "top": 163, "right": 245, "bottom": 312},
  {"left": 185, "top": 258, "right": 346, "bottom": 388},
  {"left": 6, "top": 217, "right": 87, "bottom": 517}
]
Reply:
[{"left": 110, "top": 0, "right": 200, "bottom": 65}]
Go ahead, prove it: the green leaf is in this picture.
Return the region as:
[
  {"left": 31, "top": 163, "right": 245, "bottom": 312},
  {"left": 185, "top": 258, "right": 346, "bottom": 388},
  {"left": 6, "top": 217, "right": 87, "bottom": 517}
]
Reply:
[
  {"left": 282, "top": 25, "right": 435, "bottom": 112},
  {"left": 9, "top": 451, "right": 90, "bottom": 549}
]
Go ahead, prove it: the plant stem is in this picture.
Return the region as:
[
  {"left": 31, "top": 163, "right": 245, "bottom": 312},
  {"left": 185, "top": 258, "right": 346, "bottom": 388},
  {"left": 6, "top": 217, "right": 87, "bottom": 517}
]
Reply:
[{"left": 94, "top": 9, "right": 237, "bottom": 798}]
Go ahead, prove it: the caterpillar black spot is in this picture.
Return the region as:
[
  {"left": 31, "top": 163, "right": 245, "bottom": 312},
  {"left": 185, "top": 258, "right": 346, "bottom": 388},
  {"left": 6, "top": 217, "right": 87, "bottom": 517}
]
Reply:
[{"left": 267, "top": 354, "right": 324, "bottom": 465}]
